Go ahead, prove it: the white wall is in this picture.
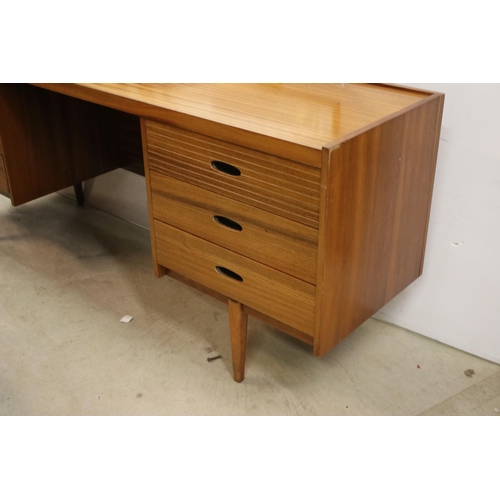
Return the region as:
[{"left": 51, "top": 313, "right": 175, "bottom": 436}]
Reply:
[
  {"left": 62, "top": 170, "right": 150, "bottom": 230},
  {"left": 62, "top": 84, "right": 500, "bottom": 364}
]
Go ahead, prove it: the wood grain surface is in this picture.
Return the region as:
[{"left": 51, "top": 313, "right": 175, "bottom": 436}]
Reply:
[
  {"left": 0, "top": 155, "right": 9, "bottom": 196},
  {"left": 164, "top": 269, "right": 314, "bottom": 346},
  {"left": 154, "top": 221, "right": 316, "bottom": 335},
  {"left": 32, "top": 83, "right": 430, "bottom": 166},
  {"left": 141, "top": 118, "right": 165, "bottom": 278},
  {"left": 314, "top": 94, "right": 444, "bottom": 356},
  {"left": 150, "top": 172, "right": 318, "bottom": 284},
  {"left": 228, "top": 299, "right": 248, "bottom": 383},
  {"left": 145, "top": 120, "right": 321, "bottom": 228},
  {"left": 0, "top": 84, "right": 120, "bottom": 206},
  {"left": 99, "top": 108, "right": 144, "bottom": 175}
]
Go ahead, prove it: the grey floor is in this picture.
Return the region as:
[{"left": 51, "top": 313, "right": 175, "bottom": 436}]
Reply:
[{"left": 1, "top": 193, "right": 499, "bottom": 416}]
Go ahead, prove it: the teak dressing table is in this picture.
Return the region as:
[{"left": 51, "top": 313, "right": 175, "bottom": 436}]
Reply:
[{"left": 0, "top": 84, "right": 444, "bottom": 382}]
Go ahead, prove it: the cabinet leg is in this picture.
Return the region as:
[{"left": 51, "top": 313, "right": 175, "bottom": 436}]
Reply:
[
  {"left": 73, "top": 182, "right": 84, "bottom": 206},
  {"left": 228, "top": 299, "right": 248, "bottom": 383}
]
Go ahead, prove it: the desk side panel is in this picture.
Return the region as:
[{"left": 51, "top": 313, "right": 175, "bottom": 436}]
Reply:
[
  {"left": 314, "top": 94, "right": 444, "bottom": 356},
  {"left": 0, "top": 84, "right": 121, "bottom": 206},
  {"left": 0, "top": 155, "right": 10, "bottom": 197},
  {"left": 141, "top": 118, "right": 165, "bottom": 278}
]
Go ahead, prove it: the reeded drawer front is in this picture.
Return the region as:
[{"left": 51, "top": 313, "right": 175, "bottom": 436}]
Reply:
[
  {"left": 150, "top": 171, "right": 318, "bottom": 284},
  {"left": 145, "top": 120, "right": 321, "bottom": 229},
  {"left": 0, "top": 156, "right": 9, "bottom": 196},
  {"left": 154, "top": 220, "right": 316, "bottom": 335}
]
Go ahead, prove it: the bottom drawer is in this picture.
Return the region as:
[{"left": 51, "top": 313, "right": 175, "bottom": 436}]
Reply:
[
  {"left": 0, "top": 155, "right": 9, "bottom": 196},
  {"left": 154, "top": 220, "right": 316, "bottom": 336}
]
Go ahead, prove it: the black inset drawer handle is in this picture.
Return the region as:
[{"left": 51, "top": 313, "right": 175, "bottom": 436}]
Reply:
[
  {"left": 213, "top": 215, "right": 243, "bottom": 232},
  {"left": 211, "top": 160, "right": 241, "bottom": 176},
  {"left": 215, "top": 266, "right": 243, "bottom": 282}
]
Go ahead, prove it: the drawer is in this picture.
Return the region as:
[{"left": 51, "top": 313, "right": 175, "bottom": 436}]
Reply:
[
  {"left": 0, "top": 155, "right": 9, "bottom": 196},
  {"left": 154, "top": 220, "right": 316, "bottom": 336},
  {"left": 145, "top": 120, "right": 321, "bottom": 228},
  {"left": 150, "top": 171, "right": 318, "bottom": 284}
]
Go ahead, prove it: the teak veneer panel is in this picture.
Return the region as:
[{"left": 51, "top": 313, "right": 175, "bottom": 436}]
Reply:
[
  {"left": 0, "top": 155, "right": 9, "bottom": 196},
  {"left": 32, "top": 83, "right": 431, "bottom": 167},
  {"left": 164, "top": 269, "right": 315, "bottom": 346},
  {"left": 314, "top": 93, "right": 444, "bottom": 356},
  {"left": 154, "top": 221, "right": 316, "bottom": 335},
  {"left": 145, "top": 120, "right": 321, "bottom": 228},
  {"left": 150, "top": 172, "right": 318, "bottom": 284},
  {"left": 0, "top": 84, "right": 120, "bottom": 206}
]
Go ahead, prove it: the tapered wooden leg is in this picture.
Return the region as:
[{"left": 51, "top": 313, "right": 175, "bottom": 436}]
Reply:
[
  {"left": 228, "top": 299, "right": 248, "bottom": 383},
  {"left": 74, "top": 183, "right": 84, "bottom": 206}
]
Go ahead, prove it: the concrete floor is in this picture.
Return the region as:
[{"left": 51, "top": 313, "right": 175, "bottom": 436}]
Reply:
[{"left": 1, "top": 193, "right": 499, "bottom": 416}]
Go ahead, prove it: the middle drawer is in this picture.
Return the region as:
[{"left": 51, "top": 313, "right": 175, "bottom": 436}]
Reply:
[{"left": 150, "top": 171, "right": 318, "bottom": 284}]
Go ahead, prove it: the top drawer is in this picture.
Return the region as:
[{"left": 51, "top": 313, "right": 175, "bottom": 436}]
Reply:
[{"left": 145, "top": 120, "right": 321, "bottom": 229}]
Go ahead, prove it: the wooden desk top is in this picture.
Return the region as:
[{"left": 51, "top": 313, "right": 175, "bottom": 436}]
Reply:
[{"left": 32, "top": 83, "right": 434, "bottom": 166}]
